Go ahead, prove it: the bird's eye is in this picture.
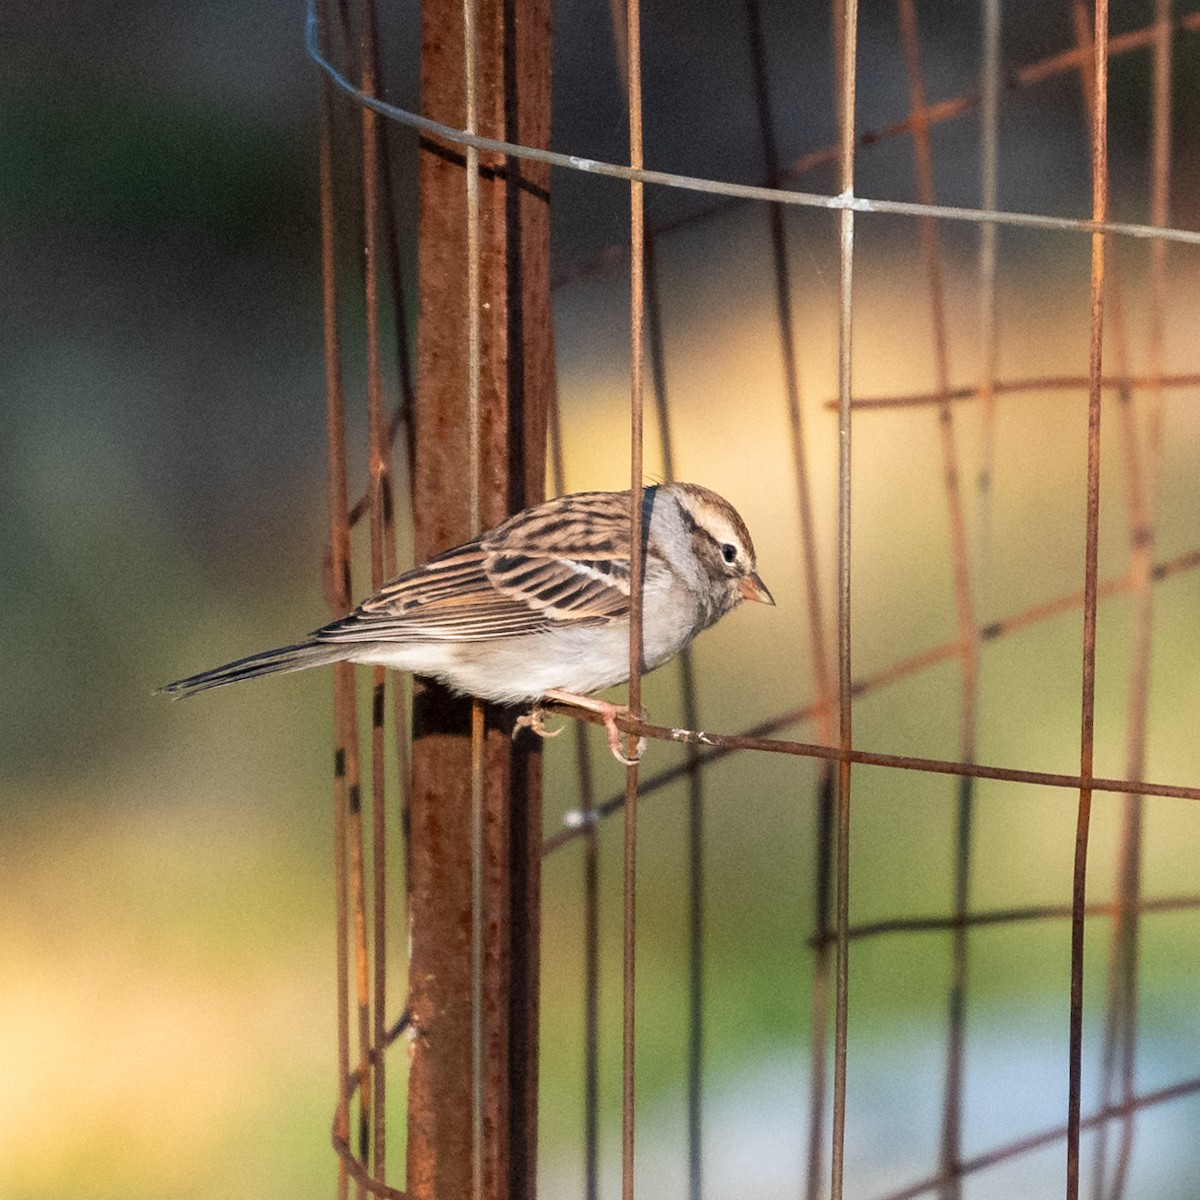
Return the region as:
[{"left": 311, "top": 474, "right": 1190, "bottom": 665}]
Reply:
[{"left": 721, "top": 543, "right": 738, "bottom": 565}]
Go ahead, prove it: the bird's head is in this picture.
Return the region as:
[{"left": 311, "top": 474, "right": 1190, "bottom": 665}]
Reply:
[{"left": 666, "top": 482, "right": 775, "bottom": 618}]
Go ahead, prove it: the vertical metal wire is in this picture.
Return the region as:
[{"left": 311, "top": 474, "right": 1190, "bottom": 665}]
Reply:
[
  {"left": 358, "top": 0, "right": 393, "bottom": 1178},
  {"left": 345, "top": 525, "right": 372, "bottom": 1179},
  {"left": 605, "top": 7, "right": 699, "bottom": 1178},
  {"left": 1068, "top": 2, "right": 1109, "bottom": 1197},
  {"left": 954, "top": 9, "right": 1000, "bottom": 1200},
  {"left": 741, "top": 0, "right": 837, "bottom": 741},
  {"left": 893, "top": 6, "right": 982, "bottom": 1197},
  {"left": 331, "top": 705, "right": 358, "bottom": 1199},
  {"left": 976, "top": 0, "right": 1000, "bottom": 597},
  {"left": 341, "top": 670, "right": 370, "bottom": 1195},
  {"left": 741, "top": 6, "right": 839, "bottom": 1193},
  {"left": 643, "top": 229, "right": 708, "bottom": 1200},
  {"left": 361, "top": 0, "right": 415, "bottom": 916},
  {"left": 969, "top": 10, "right": 1003, "bottom": 1200},
  {"left": 682, "top": 665, "right": 705, "bottom": 1200},
  {"left": 317, "top": 8, "right": 355, "bottom": 1196},
  {"left": 460, "top": 0, "right": 485, "bottom": 1194},
  {"left": 1145, "top": 0, "right": 1171, "bottom": 485},
  {"left": 624, "top": 0, "right": 646, "bottom": 1194},
  {"left": 548, "top": 394, "right": 602, "bottom": 1200},
  {"left": 1107, "top": 9, "right": 1173, "bottom": 1194},
  {"left": 832, "top": 1, "right": 859, "bottom": 1197},
  {"left": 1097, "top": 6, "right": 1172, "bottom": 1197},
  {"left": 470, "top": 696, "right": 486, "bottom": 1200},
  {"left": 601, "top": 55, "right": 697, "bottom": 1200},
  {"left": 339, "top": 7, "right": 380, "bottom": 1185},
  {"left": 463, "top": 3, "right": 482, "bottom": 537},
  {"left": 580, "top": 745, "right": 602, "bottom": 1200},
  {"left": 808, "top": 771, "right": 836, "bottom": 1200},
  {"left": 1059, "top": 10, "right": 1145, "bottom": 1195}
]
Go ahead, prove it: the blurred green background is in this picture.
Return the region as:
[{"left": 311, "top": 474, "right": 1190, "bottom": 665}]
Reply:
[{"left": 5, "top": 2, "right": 1200, "bottom": 1198}]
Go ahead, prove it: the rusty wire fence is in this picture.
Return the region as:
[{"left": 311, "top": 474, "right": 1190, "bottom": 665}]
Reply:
[{"left": 305, "top": 0, "right": 1200, "bottom": 1197}]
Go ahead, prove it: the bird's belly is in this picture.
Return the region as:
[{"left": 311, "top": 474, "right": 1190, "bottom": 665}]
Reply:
[
  {"left": 345, "top": 617, "right": 691, "bottom": 707},
  {"left": 447, "top": 625, "right": 636, "bottom": 703}
]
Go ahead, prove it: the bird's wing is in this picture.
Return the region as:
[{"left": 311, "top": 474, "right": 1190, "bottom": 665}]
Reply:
[
  {"left": 482, "top": 489, "right": 634, "bottom": 621},
  {"left": 313, "top": 491, "right": 638, "bottom": 645}
]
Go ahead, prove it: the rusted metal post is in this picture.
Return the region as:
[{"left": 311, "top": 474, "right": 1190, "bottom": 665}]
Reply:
[{"left": 407, "top": 1, "right": 552, "bottom": 1198}]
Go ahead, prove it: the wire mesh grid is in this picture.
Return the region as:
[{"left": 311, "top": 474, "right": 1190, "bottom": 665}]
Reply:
[{"left": 305, "top": 0, "right": 1200, "bottom": 1197}]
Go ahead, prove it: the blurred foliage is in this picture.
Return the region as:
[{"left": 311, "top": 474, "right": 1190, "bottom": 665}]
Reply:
[{"left": 0, "top": 84, "right": 314, "bottom": 244}]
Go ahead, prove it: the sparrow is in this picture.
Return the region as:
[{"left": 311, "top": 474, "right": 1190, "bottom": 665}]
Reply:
[{"left": 161, "top": 482, "right": 774, "bottom": 762}]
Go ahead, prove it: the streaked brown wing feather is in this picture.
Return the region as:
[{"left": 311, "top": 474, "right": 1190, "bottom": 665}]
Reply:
[
  {"left": 482, "top": 489, "right": 634, "bottom": 621},
  {"left": 313, "top": 543, "right": 545, "bottom": 644},
  {"left": 313, "top": 491, "right": 638, "bottom": 645},
  {"left": 483, "top": 551, "right": 631, "bottom": 619}
]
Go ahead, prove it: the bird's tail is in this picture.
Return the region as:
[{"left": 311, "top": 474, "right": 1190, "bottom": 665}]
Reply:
[{"left": 158, "top": 641, "right": 346, "bottom": 697}]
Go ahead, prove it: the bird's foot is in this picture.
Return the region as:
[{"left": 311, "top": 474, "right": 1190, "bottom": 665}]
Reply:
[
  {"left": 514, "top": 705, "right": 565, "bottom": 741},
  {"left": 542, "top": 689, "right": 647, "bottom": 766}
]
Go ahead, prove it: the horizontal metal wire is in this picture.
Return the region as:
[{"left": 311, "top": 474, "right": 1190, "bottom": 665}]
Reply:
[
  {"left": 542, "top": 703, "right": 1200, "bottom": 857},
  {"left": 841, "top": 371, "right": 1200, "bottom": 411},
  {"left": 304, "top": 0, "right": 1200, "bottom": 249},
  {"left": 545, "top": 706, "right": 1200, "bottom": 807},
  {"left": 812, "top": 893, "right": 1200, "bottom": 948}
]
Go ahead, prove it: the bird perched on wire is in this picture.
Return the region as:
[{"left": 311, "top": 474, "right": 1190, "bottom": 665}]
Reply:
[{"left": 161, "top": 482, "right": 773, "bottom": 762}]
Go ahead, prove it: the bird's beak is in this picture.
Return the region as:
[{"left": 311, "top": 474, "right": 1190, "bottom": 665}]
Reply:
[{"left": 739, "top": 572, "right": 775, "bottom": 605}]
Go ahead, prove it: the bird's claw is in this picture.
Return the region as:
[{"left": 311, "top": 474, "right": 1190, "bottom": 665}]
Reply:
[
  {"left": 534, "top": 690, "right": 648, "bottom": 766},
  {"left": 514, "top": 706, "right": 564, "bottom": 741},
  {"left": 601, "top": 710, "right": 645, "bottom": 765}
]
